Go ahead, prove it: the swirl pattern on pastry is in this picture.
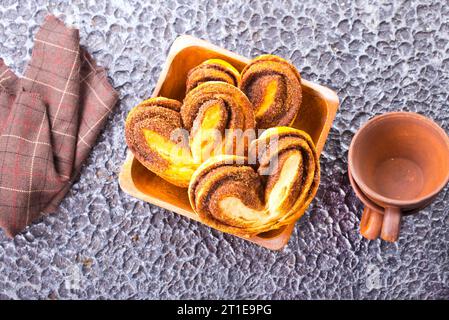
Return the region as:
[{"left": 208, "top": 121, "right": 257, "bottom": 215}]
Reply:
[
  {"left": 239, "top": 55, "right": 302, "bottom": 129},
  {"left": 188, "top": 127, "right": 320, "bottom": 236},
  {"left": 181, "top": 81, "right": 256, "bottom": 163},
  {"left": 186, "top": 59, "right": 241, "bottom": 93},
  {"left": 125, "top": 97, "right": 197, "bottom": 187}
]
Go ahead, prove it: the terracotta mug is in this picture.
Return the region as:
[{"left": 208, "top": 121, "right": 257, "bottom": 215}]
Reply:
[{"left": 348, "top": 112, "right": 449, "bottom": 242}]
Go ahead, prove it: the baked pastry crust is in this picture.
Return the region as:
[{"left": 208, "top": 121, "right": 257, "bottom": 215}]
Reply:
[
  {"left": 125, "top": 82, "right": 256, "bottom": 187},
  {"left": 186, "top": 59, "right": 241, "bottom": 93},
  {"left": 239, "top": 55, "right": 302, "bottom": 129},
  {"left": 182, "top": 81, "right": 255, "bottom": 163},
  {"left": 125, "top": 97, "right": 197, "bottom": 187},
  {"left": 188, "top": 127, "right": 320, "bottom": 237}
]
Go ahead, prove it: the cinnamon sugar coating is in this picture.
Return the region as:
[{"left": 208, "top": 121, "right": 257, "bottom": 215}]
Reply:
[
  {"left": 188, "top": 127, "right": 320, "bottom": 237},
  {"left": 240, "top": 55, "right": 302, "bottom": 129}
]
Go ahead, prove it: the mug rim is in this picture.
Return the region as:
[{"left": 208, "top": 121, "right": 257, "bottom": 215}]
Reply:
[{"left": 348, "top": 111, "right": 449, "bottom": 208}]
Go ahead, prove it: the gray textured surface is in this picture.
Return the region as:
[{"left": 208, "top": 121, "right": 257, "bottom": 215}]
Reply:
[{"left": 0, "top": 0, "right": 448, "bottom": 300}]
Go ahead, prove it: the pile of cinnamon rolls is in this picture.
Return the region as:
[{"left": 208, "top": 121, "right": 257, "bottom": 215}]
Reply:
[{"left": 125, "top": 55, "right": 320, "bottom": 237}]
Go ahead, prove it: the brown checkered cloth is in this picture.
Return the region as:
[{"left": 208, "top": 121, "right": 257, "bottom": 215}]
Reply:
[{"left": 0, "top": 15, "right": 118, "bottom": 237}]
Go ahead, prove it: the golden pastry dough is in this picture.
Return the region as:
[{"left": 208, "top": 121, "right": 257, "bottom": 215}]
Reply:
[
  {"left": 182, "top": 81, "right": 255, "bottom": 163},
  {"left": 239, "top": 55, "right": 302, "bottom": 129},
  {"left": 125, "top": 82, "right": 256, "bottom": 187},
  {"left": 125, "top": 97, "right": 197, "bottom": 187},
  {"left": 188, "top": 127, "right": 320, "bottom": 237},
  {"left": 186, "top": 59, "right": 241, "bottom": 93}
]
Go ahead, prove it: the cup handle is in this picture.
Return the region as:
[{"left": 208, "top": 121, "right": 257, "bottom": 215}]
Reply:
[
  {"left": 360, "top": 207, "right": 383, "bottom": 240},
  {"left": 381, "top": 207, "right": 402, "bottom": 242}
]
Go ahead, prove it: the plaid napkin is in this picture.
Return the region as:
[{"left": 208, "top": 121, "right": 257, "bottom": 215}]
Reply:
[{"left": 0, "top": 15, "right": 118, "bottom": 237}]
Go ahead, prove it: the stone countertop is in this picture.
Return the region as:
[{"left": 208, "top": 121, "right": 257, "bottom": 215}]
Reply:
[{"left": 0, "top": 0, "right": 448, "bottom": 299}]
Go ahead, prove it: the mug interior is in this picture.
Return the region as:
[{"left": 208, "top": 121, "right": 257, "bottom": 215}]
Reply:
[{"left": 350, "top": 113, "right": 449, "bottom": 206}]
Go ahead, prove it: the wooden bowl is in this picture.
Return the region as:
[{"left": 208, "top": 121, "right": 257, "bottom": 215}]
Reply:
[{"left": 119, "top": 35, "right": 339, "bottom": 250}]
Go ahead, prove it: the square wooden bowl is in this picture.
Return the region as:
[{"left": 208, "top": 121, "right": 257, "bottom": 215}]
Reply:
[{"left": 119, "top": 35, "right": 339, "bottom": 250}]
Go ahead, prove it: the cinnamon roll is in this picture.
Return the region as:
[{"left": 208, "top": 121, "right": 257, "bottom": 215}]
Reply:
[
  {"left": 181, "top": 81, "right": 256, "bottom": 163},
  {"left": 186, "top": 59, "right": 241, "bottom": 93},
  {"left": 188, "top": 127, "right": 320, "bottom": 236},
  {"left": 125, "top": 97, "right": 197, "bottom": 187},
  {"left": 239, "top": 55, "right": 302, "bottom": 129}
]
